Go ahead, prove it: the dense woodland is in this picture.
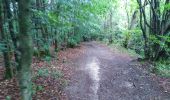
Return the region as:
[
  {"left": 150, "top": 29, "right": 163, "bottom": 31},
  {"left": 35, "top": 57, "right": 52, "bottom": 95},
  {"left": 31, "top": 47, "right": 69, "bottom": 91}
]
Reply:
[{"left": 0, "top": 0, "right": 170, "bottom": 99}]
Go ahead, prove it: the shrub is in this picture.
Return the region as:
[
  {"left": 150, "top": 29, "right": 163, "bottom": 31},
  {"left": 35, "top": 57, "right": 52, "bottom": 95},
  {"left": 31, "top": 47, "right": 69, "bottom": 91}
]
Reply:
[{"left": 68, "top": 37, "right": 78, "bottom": 48}]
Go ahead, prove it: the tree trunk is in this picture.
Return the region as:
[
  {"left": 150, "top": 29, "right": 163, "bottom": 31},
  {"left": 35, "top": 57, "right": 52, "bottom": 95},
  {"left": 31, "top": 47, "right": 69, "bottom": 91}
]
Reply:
[
  {"left": 137, "top": 0, "right": 150, "bottom": 59},
  {"left": 5, "top": 0, "right": 20, "bottom": 68},
  {"left": 17, "top": 0, "right": 33, "bottom": 99},
  {"left": 0, "top": 0, "right": 13, "bottom": 79}
]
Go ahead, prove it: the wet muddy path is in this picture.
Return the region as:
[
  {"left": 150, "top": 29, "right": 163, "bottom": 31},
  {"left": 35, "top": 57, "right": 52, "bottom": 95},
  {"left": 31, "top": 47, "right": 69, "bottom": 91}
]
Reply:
[{"left": 64, "top": 42, "right": 170, "bottom": 100}]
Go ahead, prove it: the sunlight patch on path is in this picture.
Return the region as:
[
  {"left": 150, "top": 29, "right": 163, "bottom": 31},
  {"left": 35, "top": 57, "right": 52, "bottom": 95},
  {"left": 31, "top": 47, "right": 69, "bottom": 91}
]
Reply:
[{"left": 86, "top": 57, "right": 100, "bottom": 100}]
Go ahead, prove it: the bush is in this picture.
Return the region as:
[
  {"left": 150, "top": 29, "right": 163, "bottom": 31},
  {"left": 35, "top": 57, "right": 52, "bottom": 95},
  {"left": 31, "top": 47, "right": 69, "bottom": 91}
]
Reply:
[
  {"left": 67, "top": 37, "right": 78, "bottom": 48},
  {"left": 90, "top": 32, "right": 99, "bottom": 40},
  {"left": 103, "top": 38, "right": 110, "bottom": 44},
  {"left": 152, "top": 61, "right": 170, "bottom": 77},
  {"left": 67, "top": 34, "right": 82, "bottom": 48}
]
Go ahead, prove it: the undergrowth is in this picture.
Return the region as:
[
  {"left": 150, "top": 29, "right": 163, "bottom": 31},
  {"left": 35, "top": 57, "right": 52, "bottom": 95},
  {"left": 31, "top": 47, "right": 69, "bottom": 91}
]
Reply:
[
  {"left": 99, "top": 40, "right": 141, "bottom": 58},
  {"left": 152, "top": 60, "right": 170, "bottom": 77}
]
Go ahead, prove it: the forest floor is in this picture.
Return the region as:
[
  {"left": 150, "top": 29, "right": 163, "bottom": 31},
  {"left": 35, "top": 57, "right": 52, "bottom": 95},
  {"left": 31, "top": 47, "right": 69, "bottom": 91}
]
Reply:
[
  {"left": 0, "top": 44, "right": 85, "bottom": 100},
  {"left": 0, "top": 41, "right": 170, "bottom": 100}
]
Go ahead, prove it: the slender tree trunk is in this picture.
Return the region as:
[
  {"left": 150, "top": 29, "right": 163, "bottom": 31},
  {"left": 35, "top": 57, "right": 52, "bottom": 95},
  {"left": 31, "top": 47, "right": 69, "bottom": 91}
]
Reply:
[
  {"left": 137, "top": 0, "right": 150, "bottom": 59},
  {"left": 17, "top": 0, "right": 33, "bottom": 99},
  {"left": 5, "top": 0, "right": 20, "bottom": 67},
  {"left": 0, "top": 0, "right": 13, "bottom": 79},
  {"left": 54, "top": 29, "right": 58, "bottom": 51}
]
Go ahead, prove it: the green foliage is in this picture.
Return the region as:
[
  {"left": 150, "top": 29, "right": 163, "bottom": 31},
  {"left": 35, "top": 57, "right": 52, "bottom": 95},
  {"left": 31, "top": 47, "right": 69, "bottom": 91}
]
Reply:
[
  {"left": 30, "top": 0, "right": 112, "bottom": 52},
  {"left": 5, "top": 96, "right": 11, "bottom": 100},
  {"left": 67, "top": 39, "right": 77, "bottom": 47},
  {"left": 43, "top": 56, "right": 52, "bottom": 62},
  {"left": 68, "top": 36, "right": 78, "bottom": 48},
  {"left": 164, "top": 3, "right": 170, "bottom": 11},
  {"left": 103, "top": 38, "right": 110, "bottom": 44},
  {"left": 37, "top": 68, "right": 49, "bottom": 77},
  {"left": 153, "top": 62, "right": 170, "bottom": 77},
  {"left": 36, "top": 68, "right": 63, "bottom": 79},
  {"left": 90, "top": 32, "right": 99, "bottom": 40},
  {"left": 126, "top": 29, "right": 144, "bottom": 55},
  {"left": 149, "top": 35, "right": 170, "bottom": 59},
  {"left": 0, "top": 43, "right": 6, "bottom": 52},
  {"left": 32, "top": 83, "right": 44, "bottom": 95}
]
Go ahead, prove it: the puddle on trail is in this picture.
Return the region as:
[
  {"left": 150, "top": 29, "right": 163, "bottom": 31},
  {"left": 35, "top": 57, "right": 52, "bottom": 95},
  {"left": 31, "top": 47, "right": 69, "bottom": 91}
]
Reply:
[{"left": 86, "top": 57, "right": 100, "bottom": 100}]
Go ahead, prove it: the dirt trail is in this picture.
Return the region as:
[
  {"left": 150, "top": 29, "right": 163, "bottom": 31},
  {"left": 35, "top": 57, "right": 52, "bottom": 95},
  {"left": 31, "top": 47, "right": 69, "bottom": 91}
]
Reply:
[{"left": 64, "top": 42, "right": 170, "bottom": 100}]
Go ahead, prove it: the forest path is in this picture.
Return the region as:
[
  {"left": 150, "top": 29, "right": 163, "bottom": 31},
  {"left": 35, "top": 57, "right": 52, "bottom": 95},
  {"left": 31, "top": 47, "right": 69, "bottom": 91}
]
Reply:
[{"left": 64, "top": 41, "right": 170, "bottom": 100}]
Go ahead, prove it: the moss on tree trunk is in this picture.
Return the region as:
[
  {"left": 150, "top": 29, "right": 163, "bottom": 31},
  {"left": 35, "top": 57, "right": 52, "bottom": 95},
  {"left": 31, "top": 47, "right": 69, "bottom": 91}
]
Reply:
[{"left": 17, "top": 0, "right": 33, "bottom": 99}]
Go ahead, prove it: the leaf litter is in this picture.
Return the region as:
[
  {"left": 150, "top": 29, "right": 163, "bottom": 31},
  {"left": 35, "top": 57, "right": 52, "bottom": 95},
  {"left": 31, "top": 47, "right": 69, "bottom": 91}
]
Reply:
[{"left": 0, "top": 44, "right": 85, "bottom": 100}]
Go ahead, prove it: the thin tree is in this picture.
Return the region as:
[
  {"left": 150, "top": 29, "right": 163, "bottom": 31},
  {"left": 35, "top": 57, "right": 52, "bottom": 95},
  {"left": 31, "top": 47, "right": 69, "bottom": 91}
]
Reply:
[
  {"left": 0, "top": 0, "right": 13, "bottom": 79},
  {"left": 17, "top": 0, "right": 33, "bottom": 99}
]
